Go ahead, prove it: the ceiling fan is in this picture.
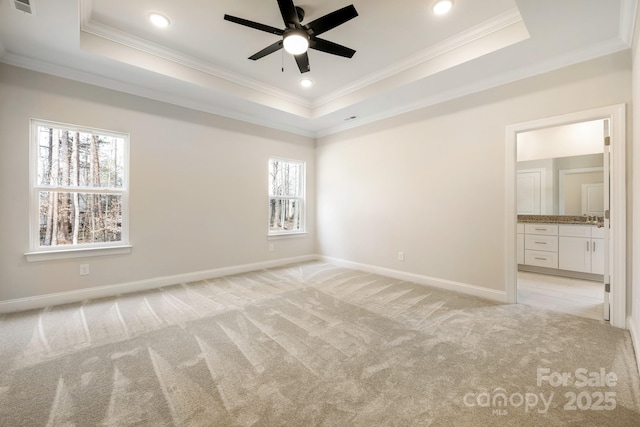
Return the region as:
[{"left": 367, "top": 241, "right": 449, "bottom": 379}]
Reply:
[{"left": 223, "top": 0, "right": 358, "bottom": 74}]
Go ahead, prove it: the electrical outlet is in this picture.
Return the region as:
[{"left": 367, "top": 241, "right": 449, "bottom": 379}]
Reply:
[
  {"left": 398, "top": 251, "right": 405, "bottom": 261},
  {"left": 80, "top": 264, "right": 90, "bottom": 276},
  {"left": 269, "top": 243, "right": 274, "bottom": 252}
]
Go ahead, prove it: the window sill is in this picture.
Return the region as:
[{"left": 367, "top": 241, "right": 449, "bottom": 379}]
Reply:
[
  {"left": 25, "top": 245, "right": 132, "bottom": 262},
  {"left": 267, "top": 232, "right": 308, "bottom": 240}
]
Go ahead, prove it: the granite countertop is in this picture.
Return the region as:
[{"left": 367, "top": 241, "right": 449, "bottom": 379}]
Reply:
[{"left": 517, "top": 215, "right": 604, "bottom": 225}]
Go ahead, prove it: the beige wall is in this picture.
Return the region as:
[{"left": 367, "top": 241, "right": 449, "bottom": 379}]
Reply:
[
  {"left": 0, "top": 49, "right": 635, "bottom": 313},
  {"left": 316, "top": 51, "right": 631, "bottom": 292},
  {"left": 0, "top": 64, "right": 316, "bottom": 301}
]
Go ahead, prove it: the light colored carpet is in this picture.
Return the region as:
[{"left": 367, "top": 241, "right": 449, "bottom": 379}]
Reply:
[{"left": 0, "top": 261, "right": 639, "bottom": 426}]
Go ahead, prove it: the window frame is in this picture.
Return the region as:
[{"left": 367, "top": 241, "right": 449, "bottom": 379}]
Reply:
[
  {"left": 26, "top": 119, "right": 131, "bottom": 261},
  {"left": 268, "top": 157, "right": 306, "bottom": 236}
]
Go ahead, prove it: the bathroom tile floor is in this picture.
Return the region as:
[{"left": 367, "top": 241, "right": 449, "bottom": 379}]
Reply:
[{"left": 517, "top": 271, "right": 604, "bottom": 320}]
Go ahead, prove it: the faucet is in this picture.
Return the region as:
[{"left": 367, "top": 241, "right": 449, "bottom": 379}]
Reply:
[{"left": 586, "top": 215, "right": 604, "bottom": 227}]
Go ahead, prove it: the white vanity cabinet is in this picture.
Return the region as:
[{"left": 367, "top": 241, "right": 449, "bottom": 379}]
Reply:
[
  {"left": 590, "top": 237, "right": 605, "bottom": 274},
  {"left": 523, "top": 224, "right": 558, "bottom": 268},
  {"left": 518, "top": 222, "right": 604, "bottom": 275},
  {"left": 558, "top": 225, "right": 604, "bottom": 274}
]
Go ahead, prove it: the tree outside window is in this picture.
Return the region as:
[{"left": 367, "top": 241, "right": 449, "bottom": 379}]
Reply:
[
  {"left": 30, "top": 120, "right": 129, "bottom": 251},
  {"left": 269, "top": 158, "right": 305, "bottom": 234}
]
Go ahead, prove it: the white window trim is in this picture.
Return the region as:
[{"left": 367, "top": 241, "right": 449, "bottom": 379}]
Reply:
[
  {"left": 268, "top": 157, "right": 306, "bottom": 236},
  {"left": 26, "top": 119, "right": 131, "bottom": 261},
  {"left": 267, "top": 232, "right": 308, "bottom": 240},
  {"left": 25, "top": 245, "right": 132, "bottom": 262}
]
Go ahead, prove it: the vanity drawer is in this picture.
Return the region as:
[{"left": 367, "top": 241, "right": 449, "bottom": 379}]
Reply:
[
  {"left": 525, "top": 234, "right": 558, "bottom": 252},
  {"left": 525, "top": 250, "right": 559, "bottom": 268},
  {"left": 524, "top": 224, "right": 558, "bottom": 235},
  {"left": 558, "top": 225, "right": 591, "bottom": 238}
]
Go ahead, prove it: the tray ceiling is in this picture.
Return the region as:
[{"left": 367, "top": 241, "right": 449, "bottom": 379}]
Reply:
[{"left": 0, "top": 0, "right": 634, "bottom": 136}]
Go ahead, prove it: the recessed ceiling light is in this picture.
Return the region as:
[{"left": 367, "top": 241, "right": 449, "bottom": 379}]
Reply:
[
  {"left": 300, "top": 78, "right": 314, "bottom": 88},
  {"left": 432, "top": 0, "right": 453, "bottom": 16},
  {"left": 149, "top": 13, "right": 170, "bottom": 28}
]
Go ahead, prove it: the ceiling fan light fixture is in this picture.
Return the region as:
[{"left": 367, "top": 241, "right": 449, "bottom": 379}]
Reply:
[
  {"left": 149, "top": 13, "right": 170, "bottom": 28},
  {"left": 432, "top": 0, "right": 453, "bottom": 16},
  {"left": 283, "top": 30, "right": 309, "bottom": 55}
]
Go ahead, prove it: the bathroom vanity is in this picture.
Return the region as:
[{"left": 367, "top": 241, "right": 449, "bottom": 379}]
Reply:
[{"left": 517, "top": 215, "right": 604, "bottom": 279}]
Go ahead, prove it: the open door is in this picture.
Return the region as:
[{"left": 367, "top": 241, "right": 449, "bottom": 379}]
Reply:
[
  {"left": 602, "top": 121, "right": 611, "bottom": 321},
  {"left": 506, "top": 104, "right": 626, "bottom": 327}
]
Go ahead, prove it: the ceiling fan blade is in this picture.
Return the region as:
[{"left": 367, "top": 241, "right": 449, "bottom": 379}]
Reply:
[
  {"left": 294, "top": 52, "right": 311, "bottom": 73},
  {"left": 306, "top": 5, "right": 358, "bottom": 36},
  {"left": 224, "top": 14, "right": 284, "bottom": 36},
  {"left": 249, "top": 41, "right": 284, "bottom": 60},
  {"left": 310, "top": 38, "right": 356, "bottom": 58},
  {"left": 277, "top": 0, "right": 300, "bottom": 27}
]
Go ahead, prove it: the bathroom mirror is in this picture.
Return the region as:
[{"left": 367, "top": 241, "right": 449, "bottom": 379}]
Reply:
[{"left": 516, "top": 119, "right": 605, "bottom": 216}]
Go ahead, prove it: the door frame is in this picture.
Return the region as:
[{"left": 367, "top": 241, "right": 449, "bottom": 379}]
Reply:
[{"left": 505, "top": 104, "right": 626, "bottom": 328}]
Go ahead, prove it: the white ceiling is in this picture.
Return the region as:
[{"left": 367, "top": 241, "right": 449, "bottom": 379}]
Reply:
[{"left": 0, "top": 0, "right": 635, "bottom": 137}]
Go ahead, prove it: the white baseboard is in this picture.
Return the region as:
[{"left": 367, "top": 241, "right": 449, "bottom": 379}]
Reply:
[
  {"left": 0, "top": 254, "right": 508, "bottom": 314},
  {"left": 0, "top": 255, "right": 317, "bottom": 314},
  {"left": 319, "top": 256, "right": 507, "bottom": 303},
  {"left": 628, "top": 316, "right": 640, "bottom": 377}
]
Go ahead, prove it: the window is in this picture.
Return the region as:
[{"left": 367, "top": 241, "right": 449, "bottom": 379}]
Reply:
[
  {"left": 269, "top": 158, "right": 305, "bottom": 235},
  {"left": 28, "top": 119, "right": 129, "bottom": 257}
]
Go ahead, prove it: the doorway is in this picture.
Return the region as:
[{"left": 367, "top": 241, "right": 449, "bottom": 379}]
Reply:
[
  {"left": 505, "top": 104, "right": 627, "bottom": 328},
  {"left": 516, "top": 120, "right": 606, "bottom": 320}
]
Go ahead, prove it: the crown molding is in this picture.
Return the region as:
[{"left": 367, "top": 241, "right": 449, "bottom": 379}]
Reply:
[
  {"left": 619, "top": 0, "right": 638, "bottom": 46},
  {"left": 3, "top": 2, "right": 630, "bottom": 140},
  {"left": 79, "top": 0, "right": 527, "bottom": 120},
  {"left": 3, "top": 31, "right": 627, "bottom": 141},
  {"left": 80, "top": 23, "right": 311, "bottom": 109},
  {"left": 0, "top": 53, "right": 316, "bottom": 138},
  {"left": 79, "top": 2, "right": 310, "bottom": 109},
  {"left": 311, "top": 8, "right": 525, "bottom": 109},
  {"left": 317, "top": 37, "right": 630, "bottom": 138}
]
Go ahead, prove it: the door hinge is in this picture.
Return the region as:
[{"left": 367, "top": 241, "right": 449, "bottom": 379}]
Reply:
[
  {"left": 605, "top": 210, "right": 610, "bottom": 220},
  {"left": 604, "top": 136, "right": 611, "bottom": 146},
  {"left": 605, "top": 283, "right": 610, "bottom": 293}
]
